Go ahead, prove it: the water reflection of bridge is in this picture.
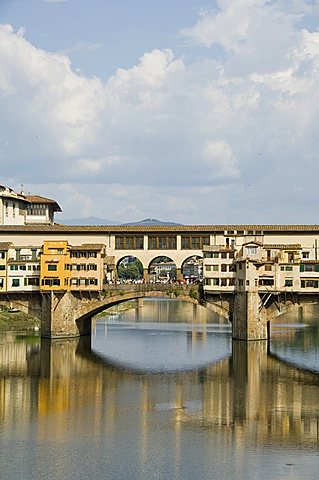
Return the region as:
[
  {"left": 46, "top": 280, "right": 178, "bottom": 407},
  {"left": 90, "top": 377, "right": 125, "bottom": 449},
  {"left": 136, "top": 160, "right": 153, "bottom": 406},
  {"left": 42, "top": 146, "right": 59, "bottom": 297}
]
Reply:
[{"left": 0, "top": 336, "right": 318, "bottom": 448}]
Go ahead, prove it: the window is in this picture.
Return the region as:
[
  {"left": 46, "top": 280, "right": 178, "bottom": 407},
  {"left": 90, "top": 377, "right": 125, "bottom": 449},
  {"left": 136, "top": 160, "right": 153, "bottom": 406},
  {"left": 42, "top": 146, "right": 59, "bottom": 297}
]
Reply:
[
  {"left": 27, "top": 203, "right": 47, "bottom": 216},
  {"left": 281, "top": 265, "right": 293, "bottom": 271},
  {"left": 42, "top": 278, "right": 60, "bottom": 286},
  {"left": 182, "top": 236, "right": 210, "bottom": 249},
  {"left": 88, "top": 264, "right": 97, "bottom": 270},
  {"left": 265, "top": 265, "right": 272, "bottom": 271},
  {"left": 301, "top": 280, "right": 319, "bottom": 288},
  {"left": 148, "top": 236, "right": 177, "bottom": 250},
  {"left": 115, "top": 236, "right": 144, "bottom": 250},
  {"left": 246, "top": 246, "right": 258, "bottom": 255},
  {"left": 10, "top": 265, "right": 18, "bottom": 271},
  {"left": 285, "top": 279, "right": 293, "bottom": 287},
  {"left": 25, "top": 277, "right": 40, "bottom": 286},
  {"left": 221, "top": 278, "right": 227, "bottom": 286},
  {"left": 48, "top": 264, "right": 57, "bottom": 271},
  {"left": 203, "top": 251, "right": 219, "bottom": 259},
  {"left": 221, "top": 264, "right": 227, "bottom": 272},
  {"left": 205, "top": 265, "right": 211, "bottom": 272},
  {"left": 0, "top": 265, "right": 5, "bottom": 270},
  {"left": 0, "top": 252, "right": 5, "bottom": 259},
  {"left": 302, "top": 252, "right": 310, "bottom": 259},
  {"left": 221, "top": 252, "right": 227, "bottom": 259},
  {"left": 12, "top": 279, "right": 20, "bottom": 287},
  {"left": 259, "top": 278, "right": 274, "bottom": 286}
]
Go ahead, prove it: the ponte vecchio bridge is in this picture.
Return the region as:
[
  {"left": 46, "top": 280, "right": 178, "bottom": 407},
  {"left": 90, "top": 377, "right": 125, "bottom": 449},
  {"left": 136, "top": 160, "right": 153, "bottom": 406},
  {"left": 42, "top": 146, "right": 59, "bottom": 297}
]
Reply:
[{"left": 1, "top": 223, "right": 319, "bottom": 340}]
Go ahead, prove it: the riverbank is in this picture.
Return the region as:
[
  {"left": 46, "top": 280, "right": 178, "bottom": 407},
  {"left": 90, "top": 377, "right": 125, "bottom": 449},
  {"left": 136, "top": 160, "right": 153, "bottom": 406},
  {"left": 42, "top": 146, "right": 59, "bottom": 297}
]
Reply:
[{"left": 0, "top": 309, "right": 40, "bottom": 331}]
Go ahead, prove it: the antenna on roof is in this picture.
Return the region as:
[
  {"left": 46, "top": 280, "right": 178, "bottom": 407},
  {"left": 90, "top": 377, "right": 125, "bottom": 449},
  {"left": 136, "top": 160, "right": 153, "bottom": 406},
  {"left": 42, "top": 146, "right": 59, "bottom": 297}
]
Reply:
[{"left": 20, "top": 184, "right": 24, "bottom": 194}]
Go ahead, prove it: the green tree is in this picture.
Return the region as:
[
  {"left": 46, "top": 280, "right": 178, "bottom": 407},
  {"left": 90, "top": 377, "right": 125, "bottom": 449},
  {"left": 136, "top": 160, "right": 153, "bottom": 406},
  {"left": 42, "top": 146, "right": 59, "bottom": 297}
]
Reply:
[{"left": 118, "top": 259, "right": 143, "bottom": 280}]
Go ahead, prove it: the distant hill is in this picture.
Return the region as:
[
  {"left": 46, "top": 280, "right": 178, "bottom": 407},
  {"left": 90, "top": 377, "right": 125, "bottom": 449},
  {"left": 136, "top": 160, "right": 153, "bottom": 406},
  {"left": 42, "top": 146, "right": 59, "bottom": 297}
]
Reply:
[
  {"left": 59, "top": 217, "right": 183, "bottom": 226},
  {"left": 122, "top": 218, "right": 183, "bottom": 226}
]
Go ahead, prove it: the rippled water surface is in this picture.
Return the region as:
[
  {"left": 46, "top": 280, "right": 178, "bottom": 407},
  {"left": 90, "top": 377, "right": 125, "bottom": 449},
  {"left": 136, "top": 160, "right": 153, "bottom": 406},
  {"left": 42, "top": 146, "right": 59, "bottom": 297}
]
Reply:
[{"left": 0, "top": 299, "right": 319, "bottom": 479}]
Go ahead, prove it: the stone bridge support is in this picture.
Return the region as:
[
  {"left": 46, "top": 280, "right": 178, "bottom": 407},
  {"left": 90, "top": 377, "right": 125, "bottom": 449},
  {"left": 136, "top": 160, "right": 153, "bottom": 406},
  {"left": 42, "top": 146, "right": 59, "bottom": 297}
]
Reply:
[{"left": 232, "top": 292, "right": 268, "bottom": 341}]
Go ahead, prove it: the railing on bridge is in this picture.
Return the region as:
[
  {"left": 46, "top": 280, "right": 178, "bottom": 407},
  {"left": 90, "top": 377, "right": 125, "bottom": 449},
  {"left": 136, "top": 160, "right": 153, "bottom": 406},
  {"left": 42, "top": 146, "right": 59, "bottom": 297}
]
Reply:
[{"left": 101, "top": 282, "right": 201, "bottom": 300}]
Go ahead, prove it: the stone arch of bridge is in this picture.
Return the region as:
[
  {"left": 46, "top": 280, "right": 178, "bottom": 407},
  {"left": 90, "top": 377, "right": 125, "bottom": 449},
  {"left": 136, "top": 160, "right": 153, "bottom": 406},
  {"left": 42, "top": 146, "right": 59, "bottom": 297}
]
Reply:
[{"left": 74, "top": 288, "right": 201, "bottom": 329}]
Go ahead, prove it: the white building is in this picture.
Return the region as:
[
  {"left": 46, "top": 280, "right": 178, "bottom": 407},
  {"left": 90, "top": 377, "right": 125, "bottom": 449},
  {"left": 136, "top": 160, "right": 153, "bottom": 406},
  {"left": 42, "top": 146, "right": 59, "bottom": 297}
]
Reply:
[
  {"left": 203, "top": 236, "right": 319, "bottom": 294},
  {"left": 7, "top": 246, "right": 41, "bottom": 292},
  {"left": 0, "top": 185, "right": 61, "bottom": 226}
]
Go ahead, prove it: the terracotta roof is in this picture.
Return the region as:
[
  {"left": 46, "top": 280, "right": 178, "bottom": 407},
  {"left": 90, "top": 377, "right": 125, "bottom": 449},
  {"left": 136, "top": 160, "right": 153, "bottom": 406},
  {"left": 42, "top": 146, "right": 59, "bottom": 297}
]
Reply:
[
  {"left": 264, "top": 244, "right": 302, "bottom": 250},
  {"left": 0, "top": 242, "right": 13, "bottom": 250},
  {"left": 0, "top": 224, "right": 319, "bottom": 234},
  {"left": 25, "top": 195, "right": 62, "bottom": 212},
  {"left": 242, "top": 240, "right": 263, "bottom": 246},
  {"left": 70, "top": 243, "right": 105, "bottom": 251}
]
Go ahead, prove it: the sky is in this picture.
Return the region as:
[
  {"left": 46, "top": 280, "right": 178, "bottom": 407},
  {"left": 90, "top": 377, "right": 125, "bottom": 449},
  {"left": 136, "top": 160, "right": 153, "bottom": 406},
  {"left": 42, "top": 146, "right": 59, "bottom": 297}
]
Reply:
[{"left": 1, "top": 0, "right": 319, "bottom": 224}]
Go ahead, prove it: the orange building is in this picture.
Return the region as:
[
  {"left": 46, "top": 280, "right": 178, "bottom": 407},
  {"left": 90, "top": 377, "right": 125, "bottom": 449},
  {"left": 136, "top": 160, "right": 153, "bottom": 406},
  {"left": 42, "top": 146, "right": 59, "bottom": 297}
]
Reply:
[{"left": 40, "top": 241, "right": 70, "bottom": 291}]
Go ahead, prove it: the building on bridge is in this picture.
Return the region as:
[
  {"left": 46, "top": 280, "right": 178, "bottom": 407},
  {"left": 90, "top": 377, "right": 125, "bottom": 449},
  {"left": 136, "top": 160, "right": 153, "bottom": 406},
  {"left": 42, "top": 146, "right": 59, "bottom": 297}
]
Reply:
[
  {"left": 40, "top": 241, "right": 106, "bottom": 291},
  {"left": 203, "top": 238, "right": 319, "bottom": 294}
]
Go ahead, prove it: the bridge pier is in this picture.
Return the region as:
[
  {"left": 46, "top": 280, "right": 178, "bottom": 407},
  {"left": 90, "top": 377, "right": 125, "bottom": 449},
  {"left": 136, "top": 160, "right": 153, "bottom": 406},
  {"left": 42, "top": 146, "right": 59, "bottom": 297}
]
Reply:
[
  {"left": 232, "top": 292, "right": 268, "bottom": 341},
  {"left": 40, "top": 292, "right": 92, "bottom": 339},
  {"left": 143, "top": 269, "right": 150, "bottom": 282}
]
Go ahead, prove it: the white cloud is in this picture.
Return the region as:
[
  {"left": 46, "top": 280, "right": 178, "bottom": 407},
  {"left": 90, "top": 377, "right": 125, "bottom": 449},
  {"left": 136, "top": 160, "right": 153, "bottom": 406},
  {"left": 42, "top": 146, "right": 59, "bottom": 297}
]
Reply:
[
  {"left": 202, "top": 141, "right": 239, "bottom": 179},
  {"left": 2, "top": 0, "right": 319, "bottom": 223}
]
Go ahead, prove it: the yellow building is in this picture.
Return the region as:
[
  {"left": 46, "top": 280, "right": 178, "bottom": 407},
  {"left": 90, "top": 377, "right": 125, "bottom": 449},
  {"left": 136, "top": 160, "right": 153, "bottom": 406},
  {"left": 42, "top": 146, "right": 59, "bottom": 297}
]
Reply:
[
  {"left": 40, "top": 241, "right": 106, "bottom": 291},
  {"left": 40, "top": 241, "right": 71, "bottom": 291},
  {"left": 0, "top": 242, "right": 12, "bottom": 291}
]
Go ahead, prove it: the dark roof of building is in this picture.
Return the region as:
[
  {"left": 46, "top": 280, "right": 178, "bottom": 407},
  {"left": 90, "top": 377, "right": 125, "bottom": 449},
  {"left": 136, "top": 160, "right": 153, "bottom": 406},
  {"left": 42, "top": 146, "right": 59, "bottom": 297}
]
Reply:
[{"left": 25, "top": 195, "right": 62, "bottom": 212}]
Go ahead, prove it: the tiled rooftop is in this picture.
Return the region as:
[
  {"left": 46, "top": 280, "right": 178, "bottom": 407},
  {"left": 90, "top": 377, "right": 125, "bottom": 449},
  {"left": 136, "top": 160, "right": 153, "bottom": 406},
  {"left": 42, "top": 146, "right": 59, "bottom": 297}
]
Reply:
[{"left": 1, "top": 224, "right": 319, "bottom": 233}]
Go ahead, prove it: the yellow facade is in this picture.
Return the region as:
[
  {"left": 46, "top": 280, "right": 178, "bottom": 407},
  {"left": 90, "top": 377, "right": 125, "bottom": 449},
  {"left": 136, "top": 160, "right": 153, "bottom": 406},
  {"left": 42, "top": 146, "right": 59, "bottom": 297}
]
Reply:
[
  {"left": 40, "top": 241, "right": 71, "bottom": 291},
  {"left": 0, "top": 243, "right": 12, "bottom": 292}
]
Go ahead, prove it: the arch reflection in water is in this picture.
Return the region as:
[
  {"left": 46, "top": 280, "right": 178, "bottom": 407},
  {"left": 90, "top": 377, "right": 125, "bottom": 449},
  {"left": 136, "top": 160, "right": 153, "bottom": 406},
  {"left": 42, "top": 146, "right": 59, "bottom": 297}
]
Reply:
[
  {"left": 0, "top": 299, "right": 319, "bottom": 480},
  {"left": 92, "top": 299, "right": 231, "bottom": 372}
]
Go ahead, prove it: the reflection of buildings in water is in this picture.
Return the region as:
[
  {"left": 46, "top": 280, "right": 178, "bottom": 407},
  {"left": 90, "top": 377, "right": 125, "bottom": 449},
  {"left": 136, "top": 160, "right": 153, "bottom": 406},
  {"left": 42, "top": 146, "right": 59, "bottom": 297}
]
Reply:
[
  {"left": 0, "top": 335, "right": 318, "bottom": 449},
  {"left": 121, "top": 298, "right": 220, "bottom": 326}
]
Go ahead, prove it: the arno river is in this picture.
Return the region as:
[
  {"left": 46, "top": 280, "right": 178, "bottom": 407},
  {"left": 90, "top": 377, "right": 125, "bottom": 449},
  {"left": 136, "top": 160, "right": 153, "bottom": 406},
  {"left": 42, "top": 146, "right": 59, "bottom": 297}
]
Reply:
[{"left": 0, "top": 299, "right": 319, "bottom": 479}]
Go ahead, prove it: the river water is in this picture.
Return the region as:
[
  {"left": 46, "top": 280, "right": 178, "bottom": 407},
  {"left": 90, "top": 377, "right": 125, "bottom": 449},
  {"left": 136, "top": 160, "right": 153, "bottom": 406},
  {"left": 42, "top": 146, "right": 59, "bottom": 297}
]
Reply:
[{"left": 0, "top": 298, "right": 319, "bottom": 479}]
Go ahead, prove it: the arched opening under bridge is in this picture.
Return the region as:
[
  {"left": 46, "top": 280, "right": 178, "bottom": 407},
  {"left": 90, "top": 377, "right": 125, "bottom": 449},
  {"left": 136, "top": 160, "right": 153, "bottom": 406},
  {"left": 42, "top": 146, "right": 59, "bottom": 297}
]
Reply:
[
  {"left": 181, "top": 255, "right": 203, "bottom": 283},
  {"left": 116, "top": 255, "right": 143, "bottom": 283},
  {"left": 148, "top": 256, "right": 177, "bottom": 283}
]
